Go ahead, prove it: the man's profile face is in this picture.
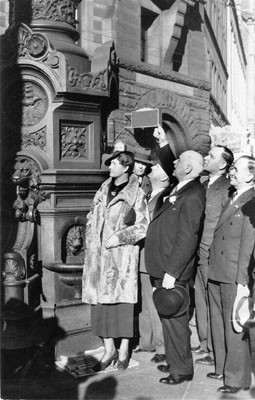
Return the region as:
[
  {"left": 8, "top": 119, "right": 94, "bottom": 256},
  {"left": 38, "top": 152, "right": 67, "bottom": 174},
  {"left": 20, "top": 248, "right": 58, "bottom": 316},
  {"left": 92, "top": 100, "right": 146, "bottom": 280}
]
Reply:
[
  {"left": 203, "top": 147, "right": 224, "bottom": 174},
  {"left": 173, "top": 153, "right": 187, "bottom": 180},
  {"left": 233, "top": 158, "right": 250, "bottom": 188}
]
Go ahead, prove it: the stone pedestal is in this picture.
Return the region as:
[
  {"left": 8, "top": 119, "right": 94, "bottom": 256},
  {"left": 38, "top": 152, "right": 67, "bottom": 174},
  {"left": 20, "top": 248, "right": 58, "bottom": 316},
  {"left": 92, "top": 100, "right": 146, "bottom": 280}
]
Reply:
[{"left": 1, "top": 0, "right": 119, "bottom": 357}]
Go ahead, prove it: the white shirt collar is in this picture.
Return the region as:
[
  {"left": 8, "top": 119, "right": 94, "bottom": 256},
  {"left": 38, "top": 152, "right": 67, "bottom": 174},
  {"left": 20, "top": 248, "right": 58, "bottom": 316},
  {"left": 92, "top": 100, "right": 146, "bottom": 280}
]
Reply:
[
  {"left": 176, "top": 178, "right": 194, "bottom": 191},
  {"left": 208, "top": 175, "right": 221, "bottom": 187},
  {"left": 232, "top": 185, "right": 254, "bottom": 201},
  {"left": 149, "top": 188, "right": 164, "bottom": 201}
]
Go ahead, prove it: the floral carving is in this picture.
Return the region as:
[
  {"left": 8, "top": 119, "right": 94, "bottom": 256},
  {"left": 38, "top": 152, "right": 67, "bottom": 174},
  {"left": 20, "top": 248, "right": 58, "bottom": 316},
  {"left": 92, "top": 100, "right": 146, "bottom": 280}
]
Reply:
[
  {"left": 31, "top": 0, "right": 77, "bottom": 26},
  {"left": 60, "top": 124, "right": 88, "bottom": 158},
  {"left": 22, "top": 127, "right": 47, "bottom": 150}
]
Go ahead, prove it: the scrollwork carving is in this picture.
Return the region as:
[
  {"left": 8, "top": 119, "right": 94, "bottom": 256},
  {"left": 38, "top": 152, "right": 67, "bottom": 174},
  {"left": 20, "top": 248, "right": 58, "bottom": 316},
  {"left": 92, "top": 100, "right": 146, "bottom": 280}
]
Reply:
[
  {"left": 67, "top": 66, "right": 108, "bottom": 92},
  {"left": 22, "top": 127, "right": 47, "bottom": 150}
]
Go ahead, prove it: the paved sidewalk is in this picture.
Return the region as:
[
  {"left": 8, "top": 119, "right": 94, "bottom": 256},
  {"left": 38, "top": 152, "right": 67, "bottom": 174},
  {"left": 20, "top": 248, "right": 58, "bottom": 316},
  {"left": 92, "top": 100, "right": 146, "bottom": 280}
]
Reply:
[{"left": 2, "top": 325, "right": 255, "bottom": 400}]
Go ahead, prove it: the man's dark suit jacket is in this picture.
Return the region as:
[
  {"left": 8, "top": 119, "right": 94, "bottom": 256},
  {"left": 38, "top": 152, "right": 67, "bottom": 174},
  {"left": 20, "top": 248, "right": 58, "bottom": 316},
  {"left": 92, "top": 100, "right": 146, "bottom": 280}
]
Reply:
[
  {"left": 199, "top": 175, "right": 231, "bottom": 267},
  {"left": 156, "top": 144, "right": 176, "bottom": 181},
  {"left": 208, "top": 187, "right": 255, "bottom": 285},
  {"left": 145, "top": 178, "right": 205, "bottom": 281}
]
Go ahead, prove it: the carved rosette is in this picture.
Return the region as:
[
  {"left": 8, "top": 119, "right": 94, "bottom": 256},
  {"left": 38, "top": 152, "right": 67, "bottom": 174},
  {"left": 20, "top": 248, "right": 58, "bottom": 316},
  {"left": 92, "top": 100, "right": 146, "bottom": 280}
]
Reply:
[
  {"left": 60, "top": 123, "right": 88, "bottom": 159},
  {"left": 3, "top": 252, "right": 26, "bottom": 282},
  {"left": 0, "top": 23, "right": 61, "bottom": 77}
]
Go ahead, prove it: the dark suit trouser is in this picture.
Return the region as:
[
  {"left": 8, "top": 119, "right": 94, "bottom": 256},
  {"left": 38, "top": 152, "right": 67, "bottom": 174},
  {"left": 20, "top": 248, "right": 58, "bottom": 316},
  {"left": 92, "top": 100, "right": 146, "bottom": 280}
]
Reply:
[
  {"left": 152, "top": 278, "right": 193, "bottom": 375},
  {"left": 139, "top": 272, "right": 165, "bottom": 353},
  {"left": 194, "top": 265, "right": 213, "bottom": 354},
  {"left": 161, "top": 310, "right": 193, "bottom": 376},
  {"left": 208, "top": 280, "right": 251, "bottom": 388}
]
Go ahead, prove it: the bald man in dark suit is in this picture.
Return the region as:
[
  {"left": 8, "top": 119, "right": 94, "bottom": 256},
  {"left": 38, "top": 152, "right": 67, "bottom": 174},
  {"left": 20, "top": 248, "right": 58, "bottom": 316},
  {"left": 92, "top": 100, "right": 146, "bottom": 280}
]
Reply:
[{"left": 145, "top": 150, "right": 205, "bottom": 385}]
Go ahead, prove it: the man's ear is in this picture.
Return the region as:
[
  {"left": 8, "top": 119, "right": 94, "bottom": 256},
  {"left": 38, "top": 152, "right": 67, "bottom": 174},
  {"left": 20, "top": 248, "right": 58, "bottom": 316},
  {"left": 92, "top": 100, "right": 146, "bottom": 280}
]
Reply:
[
  {"left": 245, "top": 172, "right": 253, "bottom": 184},
  {"left": 123, "top": 166, "right": 129, "bottom": 173},
  {"left": 185, "top": 164, "right": 192, "bottom": 174},
  {"left": 219, "top": 160, "right": 227, "bottom": 171}
]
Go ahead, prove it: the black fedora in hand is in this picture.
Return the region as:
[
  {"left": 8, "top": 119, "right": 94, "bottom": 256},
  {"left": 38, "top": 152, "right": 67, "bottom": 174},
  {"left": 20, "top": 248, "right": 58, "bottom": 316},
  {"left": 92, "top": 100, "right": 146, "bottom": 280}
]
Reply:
[{"left": 153, "top": 283, "right": 190, "bottom": 318}]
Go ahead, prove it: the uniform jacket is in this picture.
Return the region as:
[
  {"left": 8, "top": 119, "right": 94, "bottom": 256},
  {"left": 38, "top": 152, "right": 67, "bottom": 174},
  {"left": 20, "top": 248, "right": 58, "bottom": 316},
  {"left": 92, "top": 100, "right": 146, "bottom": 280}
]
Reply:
[
  {"left": 82, "top": 173, "right": 150, "bottom": 305},
  {"left": 208, "top": 187, "right": 255, "bottom": 285},
  {"left": 145, "top": 178, "right": 205, "bottom": 280},
  {"left": 199, "top": 175, "right": 231, "bottom": 266}
]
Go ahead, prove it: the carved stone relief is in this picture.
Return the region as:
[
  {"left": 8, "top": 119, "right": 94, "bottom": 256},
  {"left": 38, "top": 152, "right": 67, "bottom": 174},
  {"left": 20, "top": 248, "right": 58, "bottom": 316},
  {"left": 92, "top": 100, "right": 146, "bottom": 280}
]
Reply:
[
  {"left": 22, "top": 126, "right": 47, "bottom": 150},
  {"left": 3, "top": 252, "right": 26, "bottom": 282},
  {"left": 60, "top": 123, "right": 88, "bottom": 159},
  {"left": 4, "top": 81, "right": 48, "bottom": 128},
  {"left": 65, "top": 224, "right": 85, "bottom": 264},
  {"left": 67, "top": 66, "right": 108, "bottom": 92},
  {"left": 9, "top": 0, "right": 79, "bottom": 27},
  {"left": 12, "top": 156, "right": 49, "bottom": 222}
]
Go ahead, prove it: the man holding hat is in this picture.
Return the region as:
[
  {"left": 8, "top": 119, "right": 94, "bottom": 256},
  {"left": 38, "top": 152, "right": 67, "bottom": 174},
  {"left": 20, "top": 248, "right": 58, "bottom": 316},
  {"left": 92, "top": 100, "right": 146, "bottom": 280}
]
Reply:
[
  {"left": 135, "top": 160, "right": 171, "bottom": 361},
  {"left": 145, "top": 148, "right": 205, "bottom": 384},
  {"left": 207, "top": 155, "right": 255, "bottom": 394}
]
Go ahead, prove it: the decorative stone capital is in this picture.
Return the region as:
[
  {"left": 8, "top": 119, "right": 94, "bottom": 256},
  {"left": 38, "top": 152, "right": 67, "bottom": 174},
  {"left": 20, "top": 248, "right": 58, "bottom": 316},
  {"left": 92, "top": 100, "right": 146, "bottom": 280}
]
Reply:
[{"left": 3, "top": 252, "right": 26, "bottom": 282}]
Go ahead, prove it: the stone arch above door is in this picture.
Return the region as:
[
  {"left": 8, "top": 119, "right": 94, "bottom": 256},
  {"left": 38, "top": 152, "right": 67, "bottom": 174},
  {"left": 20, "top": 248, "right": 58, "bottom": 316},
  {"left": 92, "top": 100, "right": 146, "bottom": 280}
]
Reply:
[{"left": 134, "top": 88, "right": 209, "bottom": 156}]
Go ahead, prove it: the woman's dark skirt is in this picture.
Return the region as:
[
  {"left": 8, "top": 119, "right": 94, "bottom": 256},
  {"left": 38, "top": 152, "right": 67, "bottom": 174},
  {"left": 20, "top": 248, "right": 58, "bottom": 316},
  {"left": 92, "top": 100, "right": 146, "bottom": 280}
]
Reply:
[{"left": 91, "top": 303, "right": 134, "bottom": 338}]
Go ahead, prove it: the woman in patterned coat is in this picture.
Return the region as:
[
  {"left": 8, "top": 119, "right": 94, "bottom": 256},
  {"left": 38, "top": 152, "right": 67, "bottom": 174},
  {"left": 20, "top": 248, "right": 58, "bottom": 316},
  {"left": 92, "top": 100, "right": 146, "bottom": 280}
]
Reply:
[{"left": 82, "top": 150, "right": 149, "bottom": 371}]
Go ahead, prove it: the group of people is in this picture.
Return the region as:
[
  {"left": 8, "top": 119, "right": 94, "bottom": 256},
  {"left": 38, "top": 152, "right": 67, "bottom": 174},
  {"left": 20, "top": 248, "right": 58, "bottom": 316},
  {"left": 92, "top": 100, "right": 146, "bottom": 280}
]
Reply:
[{"left": 82, "top": 122, "right": 255, "bottom": 394}]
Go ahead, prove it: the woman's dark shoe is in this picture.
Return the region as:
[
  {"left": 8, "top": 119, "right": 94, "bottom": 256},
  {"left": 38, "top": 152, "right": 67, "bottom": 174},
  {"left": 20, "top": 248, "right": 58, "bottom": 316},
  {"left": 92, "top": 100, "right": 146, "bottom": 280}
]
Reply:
[
  {"left": 117, "top": 355, "right": 130, "bottom": 371},
  {"left": 93, "top": 350, "right": 118, "bottom": 372}
]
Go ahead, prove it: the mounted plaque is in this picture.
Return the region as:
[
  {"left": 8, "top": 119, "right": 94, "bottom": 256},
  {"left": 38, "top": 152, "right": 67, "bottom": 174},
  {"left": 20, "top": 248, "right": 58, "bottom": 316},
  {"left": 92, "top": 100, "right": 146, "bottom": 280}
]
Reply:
[{"left": 131, "top": 108, "right": 163, "bottom": 129}]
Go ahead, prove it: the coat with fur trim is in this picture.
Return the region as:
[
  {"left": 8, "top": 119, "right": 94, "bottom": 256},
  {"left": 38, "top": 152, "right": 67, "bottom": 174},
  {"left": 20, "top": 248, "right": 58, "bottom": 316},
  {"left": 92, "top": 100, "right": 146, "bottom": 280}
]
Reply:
[{"left": 82, "top": 173, "right": 149, "bottom": 305}]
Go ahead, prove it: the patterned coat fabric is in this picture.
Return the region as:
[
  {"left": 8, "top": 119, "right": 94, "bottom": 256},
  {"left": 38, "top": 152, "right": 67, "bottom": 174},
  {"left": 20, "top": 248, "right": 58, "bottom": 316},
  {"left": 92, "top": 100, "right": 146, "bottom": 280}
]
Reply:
[{"left": 82, "top": 173, "right": 150, "bottom": 305}]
